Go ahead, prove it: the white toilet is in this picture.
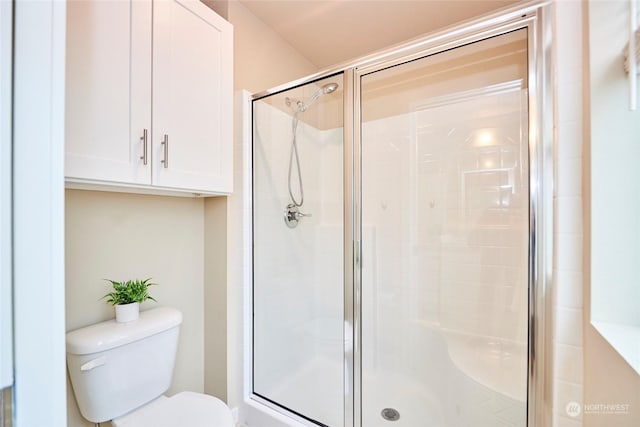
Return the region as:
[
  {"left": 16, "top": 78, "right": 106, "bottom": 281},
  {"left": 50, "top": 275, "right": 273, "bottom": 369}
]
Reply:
[{"left": 66, "top": 307, "right": 233, "bottom": 426}]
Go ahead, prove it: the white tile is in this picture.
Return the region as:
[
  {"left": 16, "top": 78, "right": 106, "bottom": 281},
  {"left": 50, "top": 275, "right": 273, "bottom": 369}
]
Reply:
[
  {"left": 555, "top": 343, "right": 584, "bottom": 384},
  {"left": 546, "top": 4, "right": 587, "bottom": 426},
  {"left": 555, "top": 232, "right": 583, "bottom": 272},
  {"left": 557, "top": 63, "right": 583, "bottom": 111},
  {"left": 555, "top": 37, "right": 583, "bottom": 97},
  {"left": 555, "top": 269, "right": 584, "bottom": 309},
  {"left": 557, "top": 81, "right": 583, "bottom": 124},
  {"left": 557, "top": 120, "right": 583, "bottom": 160},
  {"left": 556, "top": 196, "right": 584, "bottom": 234},
  {"left": 556, "top": 158, "right": 583, "bottom": 197},
  {"left": 555, "top": 1, "right": 584, "bottom": 52},
  {"left": 555, "top": 307, "right": 583, "bottom": 347},
  {"left": 556, "top": 52, "right": 583, "bottom": 108},
  {"left": 554, "top": 0, "right": 584, "bottom": 93}
]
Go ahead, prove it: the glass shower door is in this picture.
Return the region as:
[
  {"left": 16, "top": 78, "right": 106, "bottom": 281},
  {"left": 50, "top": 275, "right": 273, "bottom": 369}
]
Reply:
[
  {"left": 252, "top": 75, "right": 344, "bottom": 426},
  {"left": 360, "top": 30, "right": 530, "bottom": 427}
]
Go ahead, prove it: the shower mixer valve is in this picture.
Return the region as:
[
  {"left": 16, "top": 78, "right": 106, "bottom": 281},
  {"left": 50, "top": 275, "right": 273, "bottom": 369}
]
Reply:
[{"left": 284, "top": 204, "right": 311, "bottom": 228}]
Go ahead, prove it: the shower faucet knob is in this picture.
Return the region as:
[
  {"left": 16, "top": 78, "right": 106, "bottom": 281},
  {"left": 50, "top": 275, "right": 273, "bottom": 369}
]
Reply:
[{"left": 284, "top": 204, "right": 311, "bottom": 228}]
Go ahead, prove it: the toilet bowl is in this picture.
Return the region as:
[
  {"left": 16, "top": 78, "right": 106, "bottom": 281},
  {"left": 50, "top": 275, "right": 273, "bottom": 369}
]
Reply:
[
  {"left": 66, "top": 307, "right": 233, "bottom": 426},
  {"left": 112, "top": 392, "right": 233, "bottom": 427}
]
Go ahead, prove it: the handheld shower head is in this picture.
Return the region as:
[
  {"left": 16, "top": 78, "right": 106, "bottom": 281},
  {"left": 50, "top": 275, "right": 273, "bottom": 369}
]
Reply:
[
  {"left": 285, "top": 81, "right": 340, "bottom": 213},
  {"left": 300, "top": 83, "right": 339, "bottom": 111},
  {"left": 322, "top": 83, "right": 338, "bottom": 94}
]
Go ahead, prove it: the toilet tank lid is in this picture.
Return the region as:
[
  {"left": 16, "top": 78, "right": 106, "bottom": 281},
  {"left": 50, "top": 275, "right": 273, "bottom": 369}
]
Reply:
[{"left": 66, "top": 307, "right": 182, "bottom": 355}]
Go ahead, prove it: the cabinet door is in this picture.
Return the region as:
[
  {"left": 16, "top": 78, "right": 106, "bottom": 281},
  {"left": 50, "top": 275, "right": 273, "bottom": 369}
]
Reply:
[
  {"left": 65, "top": 0, "right": 152, "bottom": 185},
  {"left": 152, "top": 0, "right": 233, "bottom": 193}
]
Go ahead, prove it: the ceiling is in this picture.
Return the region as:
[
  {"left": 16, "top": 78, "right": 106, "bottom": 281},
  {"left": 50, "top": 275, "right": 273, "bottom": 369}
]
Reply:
[{"left": 239, "top": 0, "right": 522, "bottom": 69}]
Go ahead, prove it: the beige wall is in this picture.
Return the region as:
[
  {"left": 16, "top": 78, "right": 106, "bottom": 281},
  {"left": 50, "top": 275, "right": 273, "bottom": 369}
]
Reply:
[
  {"left": 204, "top": 197, "right": 228, "bottom": 401},
  {"left": 228, "top": 0, "right": 317, "bottom": 93},
  {"left": 65, "top": 190, "right": 205, "bottom": 427},
  {"left": 201, "top": 0, "right": 228, "bottom": 19}
]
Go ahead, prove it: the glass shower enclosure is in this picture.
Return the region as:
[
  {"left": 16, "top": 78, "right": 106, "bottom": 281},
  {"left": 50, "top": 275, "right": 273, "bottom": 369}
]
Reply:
[{"left": 251, "top": 6, "right": 550, "bottom": 427}]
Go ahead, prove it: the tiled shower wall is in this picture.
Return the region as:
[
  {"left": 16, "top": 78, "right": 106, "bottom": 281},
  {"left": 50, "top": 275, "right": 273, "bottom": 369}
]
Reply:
[
  {"left": 552, "top": 1, "right": 585, "bottom": 426},
  {"left": 361, "top": 87, "right": 530, "bottom": 348}
]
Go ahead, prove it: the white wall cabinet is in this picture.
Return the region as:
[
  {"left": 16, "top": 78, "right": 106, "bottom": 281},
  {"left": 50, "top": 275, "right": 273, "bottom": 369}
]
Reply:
[
  {"left": 65, "top": 0, "right": 233, "bottom": 195},
  {"left": 65, "top": 0, "right": 152, "bottom": 187}
]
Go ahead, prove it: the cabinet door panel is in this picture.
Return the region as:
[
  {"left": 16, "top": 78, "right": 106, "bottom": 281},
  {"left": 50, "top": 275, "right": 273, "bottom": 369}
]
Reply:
[
  {"left": 65, "top": 0, "right": 152, "bottom": 185},
  {"left": 153, "top": 0, "right": 233, "bottom": 193}
]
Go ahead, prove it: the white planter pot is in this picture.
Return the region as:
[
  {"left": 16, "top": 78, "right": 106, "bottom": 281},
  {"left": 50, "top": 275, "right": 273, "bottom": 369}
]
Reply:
[{"left": 115, "top": 302, "right": 140, "bottom": 323}]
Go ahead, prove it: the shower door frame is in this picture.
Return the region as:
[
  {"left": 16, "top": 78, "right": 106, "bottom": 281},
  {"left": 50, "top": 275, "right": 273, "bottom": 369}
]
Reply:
[
  {"left": 248, "top": 2, "right": 553, "bottom": 426},
  {"left": 350, "top": 9, "right": 552, "bottom": 427}
]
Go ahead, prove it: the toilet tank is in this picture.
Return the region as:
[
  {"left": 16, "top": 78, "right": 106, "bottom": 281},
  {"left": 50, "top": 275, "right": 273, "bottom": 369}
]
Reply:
[{"left": 66, "top": 307, "right": 183, "bottom": 423}]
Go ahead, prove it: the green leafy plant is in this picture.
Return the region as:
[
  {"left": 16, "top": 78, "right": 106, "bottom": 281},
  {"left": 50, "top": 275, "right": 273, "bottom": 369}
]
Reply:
[{"left": 102, "top": 278, "right": 158, "bottom": 305}]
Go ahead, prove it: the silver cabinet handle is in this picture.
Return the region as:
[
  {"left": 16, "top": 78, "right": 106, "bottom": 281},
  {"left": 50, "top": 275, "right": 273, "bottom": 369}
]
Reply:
[
  {"left": 161, "top": 134, "right": 169, "bottom": 168},
  {"left": 140, "top": 129, "right": 148, "bottom": 165}
]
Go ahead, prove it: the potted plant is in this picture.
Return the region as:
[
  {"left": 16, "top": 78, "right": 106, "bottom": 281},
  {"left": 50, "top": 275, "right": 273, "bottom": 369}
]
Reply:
[{"left": 102, "top": 278, "right": 157, "bottom": 323}]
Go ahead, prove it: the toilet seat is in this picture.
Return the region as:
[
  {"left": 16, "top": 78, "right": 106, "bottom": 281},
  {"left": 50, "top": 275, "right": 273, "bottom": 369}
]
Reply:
[{"left": 112, "top": 391, "right": 234, "bottom": 427}]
